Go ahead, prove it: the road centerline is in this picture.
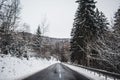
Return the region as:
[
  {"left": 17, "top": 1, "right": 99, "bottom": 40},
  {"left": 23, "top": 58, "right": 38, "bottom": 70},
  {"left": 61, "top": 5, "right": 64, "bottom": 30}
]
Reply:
[{"left": 58, "top": 64, "right": 62, "bottom": 79}]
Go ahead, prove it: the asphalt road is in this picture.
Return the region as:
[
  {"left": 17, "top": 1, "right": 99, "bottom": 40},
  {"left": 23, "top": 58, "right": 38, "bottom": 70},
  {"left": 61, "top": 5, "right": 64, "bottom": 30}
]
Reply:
[{"left": 23, "top": 63, "right": 92, "bottom": 80}]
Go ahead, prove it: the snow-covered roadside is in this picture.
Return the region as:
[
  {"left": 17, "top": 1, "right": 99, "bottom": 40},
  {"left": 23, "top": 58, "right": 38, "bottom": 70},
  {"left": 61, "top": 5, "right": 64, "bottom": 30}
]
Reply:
[
  {"left": 63, "top": 63, "right": 116, "bottom": 80},
  {"left": 0, "top": 54, "right": 58, "bottom": 80}
]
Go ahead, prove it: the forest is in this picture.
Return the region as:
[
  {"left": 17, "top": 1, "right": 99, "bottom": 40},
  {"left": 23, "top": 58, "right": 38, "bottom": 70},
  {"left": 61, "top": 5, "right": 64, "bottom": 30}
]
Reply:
[{"left": 70, "top": 0, "right": 120, "bottom": 74}]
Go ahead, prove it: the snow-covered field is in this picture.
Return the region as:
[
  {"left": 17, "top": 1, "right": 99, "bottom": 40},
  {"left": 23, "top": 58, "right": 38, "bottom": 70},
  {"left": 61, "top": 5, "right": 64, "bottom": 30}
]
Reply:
[
  {"left": 0, "top": 54, "right": 58, "bottom": 80},
  {"left": 64, "top": 63, "right": 118, "bottom": 80}
]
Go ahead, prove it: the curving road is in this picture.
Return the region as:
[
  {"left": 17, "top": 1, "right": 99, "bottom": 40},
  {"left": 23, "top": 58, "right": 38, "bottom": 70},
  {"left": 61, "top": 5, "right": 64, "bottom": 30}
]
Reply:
[{"left": 23, "top": 63, "right": 92, "bottom": 80}]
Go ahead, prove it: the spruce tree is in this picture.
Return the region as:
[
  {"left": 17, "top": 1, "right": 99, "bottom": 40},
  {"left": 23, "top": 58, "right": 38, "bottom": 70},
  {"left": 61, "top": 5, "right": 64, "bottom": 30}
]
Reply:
[
  {"left": 70, "top": 0, "right": 98, "bottom": 65},
  {"left": 35, "top": 26, "right": 42, "bottom": 53},
  {"left": 114, "top": 7, "right": 120, "bottom": 34},
  {"left": 95, "top": 9, "right": 109, "bottom": 39}
]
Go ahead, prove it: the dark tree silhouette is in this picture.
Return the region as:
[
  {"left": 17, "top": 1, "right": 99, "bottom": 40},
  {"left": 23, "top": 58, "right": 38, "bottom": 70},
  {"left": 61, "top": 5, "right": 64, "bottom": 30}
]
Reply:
[{"left": 70, "top": 0, "right": 98, "bottom": 65}]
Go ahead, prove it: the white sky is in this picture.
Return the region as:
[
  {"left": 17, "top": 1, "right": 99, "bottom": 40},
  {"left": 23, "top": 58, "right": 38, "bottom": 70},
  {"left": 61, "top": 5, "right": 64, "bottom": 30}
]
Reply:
[{"left": 20, "top": 0, "right": 120, "bottom": 38}]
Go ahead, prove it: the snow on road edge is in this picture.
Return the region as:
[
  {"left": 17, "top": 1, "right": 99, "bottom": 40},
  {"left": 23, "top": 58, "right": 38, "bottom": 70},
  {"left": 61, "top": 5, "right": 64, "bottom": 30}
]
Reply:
[
  {"left": 0, "top": 54, "right": 58, "bottom": 80},
  {"left": 63, "top": 63, "right": 114, "bottom": 80}
]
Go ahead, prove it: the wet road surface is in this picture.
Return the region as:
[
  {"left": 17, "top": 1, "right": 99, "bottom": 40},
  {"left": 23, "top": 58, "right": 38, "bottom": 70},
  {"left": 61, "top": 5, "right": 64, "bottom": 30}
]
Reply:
[{"left": 23, "top": 63, "right": 92, "bottom": 80}]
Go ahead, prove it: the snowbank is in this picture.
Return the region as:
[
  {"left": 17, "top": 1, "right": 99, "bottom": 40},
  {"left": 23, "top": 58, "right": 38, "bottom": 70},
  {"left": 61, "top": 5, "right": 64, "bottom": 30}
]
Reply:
[
  {"left": 63, "top": 63, "right": 116, "bottom": 80},
  {"left": 0, "top": 54, "right": 58, "bottom": 80}
]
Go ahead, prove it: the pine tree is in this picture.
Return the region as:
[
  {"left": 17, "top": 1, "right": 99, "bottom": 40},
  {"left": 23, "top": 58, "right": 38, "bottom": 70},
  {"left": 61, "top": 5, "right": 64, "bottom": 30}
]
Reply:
[
  {"left": 36, "top": 26, "right": 42, "bottom": 47},
  {"left": 34, "top": 26, "right": 42, "bottom": 54},
  {"left": 70, "top": 0, "right": 98, "bottom": 65},
  {"left": 95, "top": 8, "right": 109, "bottom": 38},
  {"left": 114, "top": 7, "right": 120, "bottom": 34}
]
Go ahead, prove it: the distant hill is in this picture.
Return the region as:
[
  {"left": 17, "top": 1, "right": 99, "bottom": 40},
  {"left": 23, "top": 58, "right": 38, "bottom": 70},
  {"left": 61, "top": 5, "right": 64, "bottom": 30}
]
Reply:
[{"left": 15, "top": 32, "right": 70, "bottom": 61}]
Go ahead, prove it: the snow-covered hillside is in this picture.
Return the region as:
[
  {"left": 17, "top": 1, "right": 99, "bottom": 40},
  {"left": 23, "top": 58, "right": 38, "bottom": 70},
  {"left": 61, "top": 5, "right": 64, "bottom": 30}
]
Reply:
[{"left": 0, "top": 54, "right": 58, "bottom": 80}]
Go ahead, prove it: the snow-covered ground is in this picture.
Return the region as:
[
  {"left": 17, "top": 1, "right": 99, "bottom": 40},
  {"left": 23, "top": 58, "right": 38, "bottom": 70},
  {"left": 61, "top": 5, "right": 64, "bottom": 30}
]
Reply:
[
  {"left": 64, "top": 63, "right": 119, "bottom": 80},
  {"left": 0, "top": 54, "right": 119, "bottom": 80},
  {"left": 0, "top": 54, "right": 58, "bottom": 80}
]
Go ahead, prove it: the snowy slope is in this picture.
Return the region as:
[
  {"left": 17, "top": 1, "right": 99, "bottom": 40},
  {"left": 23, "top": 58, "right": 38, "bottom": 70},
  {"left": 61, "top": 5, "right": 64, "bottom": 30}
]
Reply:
[
  {"left": 63, "top": 63, "right": 118, "bottom": 80},
  {"left": 0, "top": 54, "right": 57, "bottom": 80}
]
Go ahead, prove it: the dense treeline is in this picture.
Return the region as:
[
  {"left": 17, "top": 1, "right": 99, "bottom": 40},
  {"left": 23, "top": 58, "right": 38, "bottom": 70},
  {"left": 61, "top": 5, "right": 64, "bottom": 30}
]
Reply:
[{"left": 70, "top": 0, "right": 120, "bottom": 73}]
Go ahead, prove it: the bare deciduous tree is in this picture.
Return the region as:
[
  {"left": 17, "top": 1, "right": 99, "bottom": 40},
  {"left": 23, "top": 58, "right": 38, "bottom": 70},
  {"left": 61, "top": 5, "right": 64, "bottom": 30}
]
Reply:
[
  {"left": 39, "top": 17, "right": 49, "bottom": 36},
  {"left": 0, "top": 0, "right": 21, "bottom": 55}
]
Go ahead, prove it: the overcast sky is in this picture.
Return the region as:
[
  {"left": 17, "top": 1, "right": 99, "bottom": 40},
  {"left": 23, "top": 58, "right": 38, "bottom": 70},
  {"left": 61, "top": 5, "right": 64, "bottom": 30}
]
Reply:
[{"left": 20, "top": 0, "right": 120, "bottom": 38}]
